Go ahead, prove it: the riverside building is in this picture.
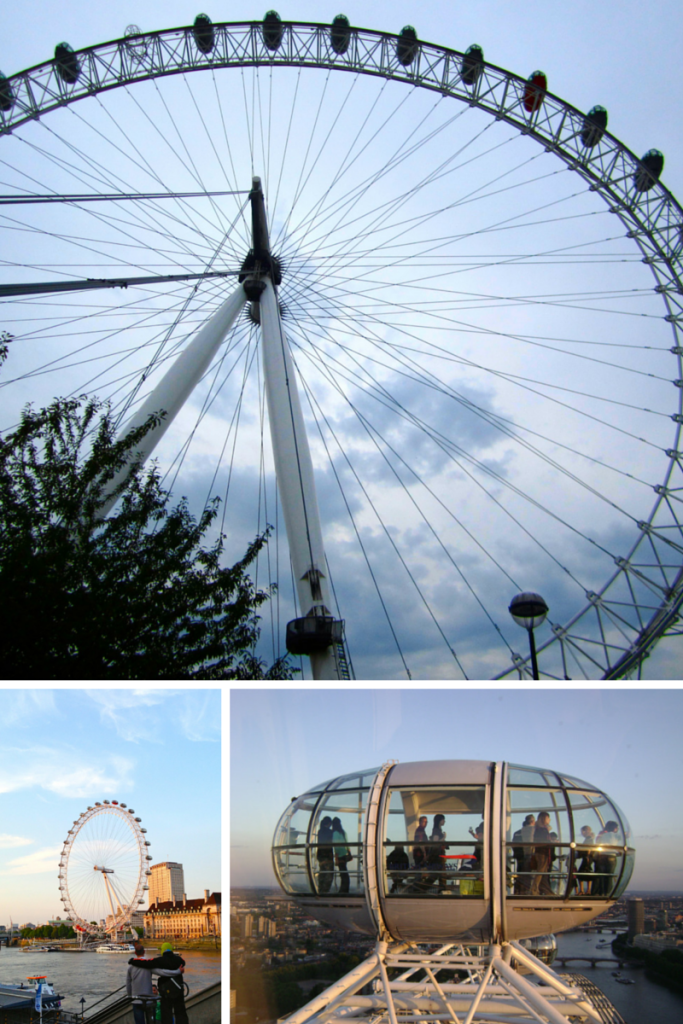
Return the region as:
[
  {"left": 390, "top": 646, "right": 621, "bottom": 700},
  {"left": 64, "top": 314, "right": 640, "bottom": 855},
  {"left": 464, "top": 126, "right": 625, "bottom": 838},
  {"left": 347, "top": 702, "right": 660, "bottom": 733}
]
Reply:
[{"left": 143, "top": 891, "right": 221, "bottom": 940}]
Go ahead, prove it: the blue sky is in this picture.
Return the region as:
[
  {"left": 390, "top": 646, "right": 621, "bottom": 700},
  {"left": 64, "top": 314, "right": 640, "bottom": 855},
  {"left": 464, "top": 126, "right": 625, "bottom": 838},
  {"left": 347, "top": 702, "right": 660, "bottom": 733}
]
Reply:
[
  {"left": 2, "top": 1, "right": 683, "bottom": 679},
  {"left": 231, "top": 687, "right": 683, "bottom": 891},
  {"left": 0, "top": 688, "right": 220, "bottom": 926}
]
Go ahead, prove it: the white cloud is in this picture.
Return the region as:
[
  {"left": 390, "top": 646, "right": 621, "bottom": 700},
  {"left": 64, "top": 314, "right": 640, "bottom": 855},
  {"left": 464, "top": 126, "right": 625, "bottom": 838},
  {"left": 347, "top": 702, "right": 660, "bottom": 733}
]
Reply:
[
  {"left": 0, "top": 749, "right": 134, "bottom": 797},
  {"left": 2, "top": 845, "right": 63, "bottom": 876},
  {"left": 0, "top": 834, "right": 33, "bottom": 849}
]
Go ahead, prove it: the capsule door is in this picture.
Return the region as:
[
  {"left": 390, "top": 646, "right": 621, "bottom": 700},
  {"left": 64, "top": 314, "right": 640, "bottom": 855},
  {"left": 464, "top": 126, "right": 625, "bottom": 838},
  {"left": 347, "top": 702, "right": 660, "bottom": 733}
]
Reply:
[{"left": 378, "top": 774, "right": 492, "bottom": 943}]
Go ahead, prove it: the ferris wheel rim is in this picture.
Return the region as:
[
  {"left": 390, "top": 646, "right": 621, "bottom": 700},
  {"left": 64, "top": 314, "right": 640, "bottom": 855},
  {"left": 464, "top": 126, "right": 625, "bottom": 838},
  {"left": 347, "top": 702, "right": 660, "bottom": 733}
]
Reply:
[
  {"left": 2, "top": 19, "right": 682, "bottom": 680},
  {"left": 58, "top": 803, "right": 148, "bottom": 935}
]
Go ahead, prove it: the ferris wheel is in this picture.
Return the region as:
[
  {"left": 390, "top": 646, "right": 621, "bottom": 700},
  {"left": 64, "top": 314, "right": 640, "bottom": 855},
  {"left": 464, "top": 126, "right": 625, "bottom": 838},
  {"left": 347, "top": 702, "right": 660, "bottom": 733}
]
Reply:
[
  {"left": 1, "top": 14, "right": 682, "bottom": 680},
  {"left": 58, "top": 800, "right": 151, "bottom": 937}
]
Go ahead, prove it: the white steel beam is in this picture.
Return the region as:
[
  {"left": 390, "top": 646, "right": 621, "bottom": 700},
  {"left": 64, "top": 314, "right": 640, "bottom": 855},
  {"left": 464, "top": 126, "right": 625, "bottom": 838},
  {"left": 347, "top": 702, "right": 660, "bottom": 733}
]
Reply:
[
  {"left": 99, "top": 282, "right": 247, "bottom": 517},
  {"left": 259, "top": 275, "right": 339, "bottom": 680}
]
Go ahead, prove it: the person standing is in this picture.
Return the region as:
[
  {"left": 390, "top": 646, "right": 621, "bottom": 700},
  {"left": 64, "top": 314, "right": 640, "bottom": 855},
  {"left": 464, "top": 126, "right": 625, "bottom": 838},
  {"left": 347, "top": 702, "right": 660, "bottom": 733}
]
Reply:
[
  {"left": 128, "top": 943, "right": 188, "bottom": 1024},
  {"left": 316, "top": 816, "right": 335, "bottom": 894},
  {"left": 126, "top": 943, "right": 155, "bottom": 1024},
  {"left": 331, "top": 817, "right": 352, "bottom": 894},
  {"left": 529, "top": 811, "right": 554, "bottom": 895}
]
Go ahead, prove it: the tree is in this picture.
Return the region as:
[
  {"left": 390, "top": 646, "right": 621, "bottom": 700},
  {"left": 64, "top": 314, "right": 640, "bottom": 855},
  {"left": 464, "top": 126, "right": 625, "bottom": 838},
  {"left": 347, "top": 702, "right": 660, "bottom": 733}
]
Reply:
[{"left": 0, "top": 393, "right": 294, "bottom": 679}]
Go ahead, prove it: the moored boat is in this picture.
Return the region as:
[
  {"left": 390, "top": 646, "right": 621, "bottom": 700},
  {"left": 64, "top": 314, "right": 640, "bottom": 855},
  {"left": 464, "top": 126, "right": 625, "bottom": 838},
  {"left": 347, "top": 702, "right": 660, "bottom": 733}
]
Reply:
[
  {"left": 95, "top": 942, "right": 136, "bottom": 954},
  {"left": 0, "top": 977, "right": 62, "bottom": 1009}
]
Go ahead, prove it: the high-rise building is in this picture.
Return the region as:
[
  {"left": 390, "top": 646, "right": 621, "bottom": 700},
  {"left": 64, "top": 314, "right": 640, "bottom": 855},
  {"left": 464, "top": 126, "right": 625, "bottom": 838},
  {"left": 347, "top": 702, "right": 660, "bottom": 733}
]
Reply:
[
  {"left": 148, "top": 862, "right": 185, "bottom": 906},
  {"left": 241, "top": 914, "right": 253, "bottom": 938},
  {"left": 627, "top": 897, "right": 644, "bottom": 940}
]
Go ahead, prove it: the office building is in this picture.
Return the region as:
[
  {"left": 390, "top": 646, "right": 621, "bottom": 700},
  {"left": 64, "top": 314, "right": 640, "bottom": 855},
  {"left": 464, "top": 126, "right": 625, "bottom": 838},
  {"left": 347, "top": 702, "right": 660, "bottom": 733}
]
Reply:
[
  {"left": 148, "top": 862, "right": 185, "bottom": 906},
  {"left": 627, "top": 897, "right": 644, "bottom": 941}
]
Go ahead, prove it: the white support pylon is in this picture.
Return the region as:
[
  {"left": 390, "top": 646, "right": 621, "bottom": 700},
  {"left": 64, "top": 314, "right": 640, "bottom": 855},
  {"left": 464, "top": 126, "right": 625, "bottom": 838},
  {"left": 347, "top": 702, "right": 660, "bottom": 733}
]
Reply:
[
  {"left": 99, "top": 282, "right": 247, "bottom": 518},
  {"left": 259, "top": 275, "right": 339, "bottom": 680},
  {"left": 281, "top": 939, "right": 605, "bottom": 1024}
]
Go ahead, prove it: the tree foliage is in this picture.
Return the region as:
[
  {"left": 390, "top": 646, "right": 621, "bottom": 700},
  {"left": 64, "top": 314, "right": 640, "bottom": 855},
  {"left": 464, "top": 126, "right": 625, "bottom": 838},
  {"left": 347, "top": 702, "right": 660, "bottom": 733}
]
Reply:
[{"left": 0, "top": 394, "right": 293, "bottom": 679}]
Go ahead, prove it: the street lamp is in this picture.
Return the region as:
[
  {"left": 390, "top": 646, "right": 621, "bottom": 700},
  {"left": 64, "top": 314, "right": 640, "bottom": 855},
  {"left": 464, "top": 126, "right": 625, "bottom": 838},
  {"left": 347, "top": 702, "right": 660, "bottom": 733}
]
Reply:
[{"left": 508, "top": 591, "right": 548, "bottom": 680}]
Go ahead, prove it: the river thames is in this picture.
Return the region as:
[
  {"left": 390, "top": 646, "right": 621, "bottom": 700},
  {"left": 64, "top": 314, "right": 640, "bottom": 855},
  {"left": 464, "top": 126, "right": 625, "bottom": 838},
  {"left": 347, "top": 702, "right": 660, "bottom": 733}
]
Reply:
[
  {"left": 555, "top": 931, "right": 683, "bottom": 1023},
  {"left": 0, "top": 948, "right": 221, "bottom": 1014}
]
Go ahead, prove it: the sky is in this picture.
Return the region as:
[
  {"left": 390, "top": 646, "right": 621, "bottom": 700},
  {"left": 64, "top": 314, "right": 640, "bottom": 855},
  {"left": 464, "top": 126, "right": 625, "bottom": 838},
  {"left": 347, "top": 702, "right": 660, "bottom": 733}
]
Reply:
[
  {"left": 1, "top": 2, "right": 683, "bottom": 681},
  {"left": 0, "top": 688, "right": 221, "bottom": 927},
  {"left": 230, "top": 686, "right": 683, "bottom": 893}
]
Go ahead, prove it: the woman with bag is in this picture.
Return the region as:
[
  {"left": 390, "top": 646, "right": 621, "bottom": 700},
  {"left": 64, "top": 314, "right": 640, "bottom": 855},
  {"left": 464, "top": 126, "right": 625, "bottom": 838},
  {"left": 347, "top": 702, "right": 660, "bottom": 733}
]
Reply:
[{"left": 332, "top": 816, "right": 352, "bottom": 894}]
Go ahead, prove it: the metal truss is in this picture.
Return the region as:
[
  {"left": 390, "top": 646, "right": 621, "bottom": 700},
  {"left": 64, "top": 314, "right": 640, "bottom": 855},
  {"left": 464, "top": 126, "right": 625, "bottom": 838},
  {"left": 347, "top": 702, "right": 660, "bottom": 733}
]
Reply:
[
  {"left": 281, "top": 939, "right": 605, "bottom": 1024},
  {"left": 2, "top": 20, "right": 683, "bottom": 678}
]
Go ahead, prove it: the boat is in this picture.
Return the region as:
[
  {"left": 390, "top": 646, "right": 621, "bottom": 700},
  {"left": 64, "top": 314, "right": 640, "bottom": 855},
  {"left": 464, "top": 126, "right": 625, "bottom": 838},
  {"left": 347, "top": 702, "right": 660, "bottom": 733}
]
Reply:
[
  {"left": 22, "top": 945, "right": 62, "bottom": 952},
  {"left": 95, "top": 942, "right": 136, "bottom": 954},
  {"left": 616, "top": 977, "right": 635, "bottom": 984},
  {"left": 0, "top": 977, "right": 62, "bottom": 1010}
]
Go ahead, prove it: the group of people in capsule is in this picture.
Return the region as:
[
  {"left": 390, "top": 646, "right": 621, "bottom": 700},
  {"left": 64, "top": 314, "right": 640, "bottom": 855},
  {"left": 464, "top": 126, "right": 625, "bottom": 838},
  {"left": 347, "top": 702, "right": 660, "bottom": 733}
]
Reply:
[
  {"left": 314, "top": 812, "right": 623, "bottom": 897},
  {"left": 382, "top": 814, "right": 623, "bottom": 897}
]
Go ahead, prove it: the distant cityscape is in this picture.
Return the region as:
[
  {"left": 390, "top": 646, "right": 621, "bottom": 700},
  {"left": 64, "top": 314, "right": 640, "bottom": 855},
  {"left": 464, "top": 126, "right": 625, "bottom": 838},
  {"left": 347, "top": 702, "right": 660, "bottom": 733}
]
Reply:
[
  {"left": 1, "top": 861, "right": 221, "bottom": 944},
  {"left": 230, "top": 888, "right": 683, "bottom": 1021}
]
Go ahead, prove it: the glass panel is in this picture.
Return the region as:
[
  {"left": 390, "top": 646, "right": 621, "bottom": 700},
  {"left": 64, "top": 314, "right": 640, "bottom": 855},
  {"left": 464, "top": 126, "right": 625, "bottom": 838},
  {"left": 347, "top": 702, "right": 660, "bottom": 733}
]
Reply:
[
  {"left": 505, "top": 789, "right": 570, "bottom": 896},
  {"left": 383, "top": 787, "right": 486, "bottom": 897},
  {"left": 273, "top": 846, "right": 311, "bottom": 894},
  {"left": 273, "top": 793, "right": 319, "bottom": 848},
  {"left": 329, "top": 767, "right": 381, "bottom": 789},
  {"left": 566, "top": 790, "right": 621, "bottom": 837},
  {"left": 557, "top": 772, "right": 595, "bottom": 789},
  {"left": 613, "top": 850, "right": 635, "bottom": 898},
  {"left": 507, "top": 766, "right": 560, "bottom": 787},
  {"left": 592, "top": 847, "right": 626, "bottom": 899},
  {"left": 311, "top": 790, "right": 368, "bottom": 895}
]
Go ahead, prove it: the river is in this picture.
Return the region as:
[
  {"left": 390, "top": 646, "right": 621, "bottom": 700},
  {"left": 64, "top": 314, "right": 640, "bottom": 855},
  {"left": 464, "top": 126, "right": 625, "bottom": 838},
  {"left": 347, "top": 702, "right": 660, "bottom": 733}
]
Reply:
[
  {"left": 555, "top": 931, "right": 683, "bottom": 1024},
  {"left": 0, "top": 948, "right": 221, "bottom": 1014}
]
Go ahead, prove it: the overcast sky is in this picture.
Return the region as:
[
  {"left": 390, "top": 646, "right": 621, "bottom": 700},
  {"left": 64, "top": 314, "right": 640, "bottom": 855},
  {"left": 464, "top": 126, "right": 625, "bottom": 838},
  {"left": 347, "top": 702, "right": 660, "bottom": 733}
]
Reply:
[
  {"left": 231, "top": 686, "right": 683, "bottom": 892},
  {"left": 1, "top": 2, "right": 683, "bottom": 680},
  {"left": 0, "top": 689, "right": 220, "bottom": 926}
]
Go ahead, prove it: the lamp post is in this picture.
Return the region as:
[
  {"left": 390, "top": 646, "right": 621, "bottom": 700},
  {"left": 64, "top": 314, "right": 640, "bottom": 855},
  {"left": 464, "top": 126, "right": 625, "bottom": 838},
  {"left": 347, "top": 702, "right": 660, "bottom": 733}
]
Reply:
[{"left": 508, "top": 592, "right": 548, "bottom": 680}]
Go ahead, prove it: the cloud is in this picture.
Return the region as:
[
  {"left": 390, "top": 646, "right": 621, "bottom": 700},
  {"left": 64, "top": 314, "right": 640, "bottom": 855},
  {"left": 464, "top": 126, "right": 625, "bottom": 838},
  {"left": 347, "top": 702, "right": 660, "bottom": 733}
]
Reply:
[
  {"left": 85, "top": 689, "right": 220, "bottom": 743},
  {"left": 0, "top": 749, "right": 134, "bottom": 797},
  {"left": 0, "top": 691, "right": 59, "bottom": 729},
  {"left": 2, "top": 845, "right": 63, "bottom": 876},
  {"left": 0, "top": 834, "right": 33, "bottom": 849}
]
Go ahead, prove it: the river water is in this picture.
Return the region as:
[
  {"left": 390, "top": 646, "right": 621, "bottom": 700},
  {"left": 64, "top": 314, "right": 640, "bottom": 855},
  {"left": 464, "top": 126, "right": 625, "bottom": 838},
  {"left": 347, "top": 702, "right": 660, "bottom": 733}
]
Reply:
[
  {"left": 0, "top": 948, "right": 221, "bottom": 1014},
  {"left": 555, "top": 931, "right": 683, "bottom": 1024}
]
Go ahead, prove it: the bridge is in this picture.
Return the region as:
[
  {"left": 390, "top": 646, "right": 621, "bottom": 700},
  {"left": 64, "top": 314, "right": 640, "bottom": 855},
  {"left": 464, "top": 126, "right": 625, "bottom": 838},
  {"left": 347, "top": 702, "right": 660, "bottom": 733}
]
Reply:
[{"left": 555, "top": 956, "right": 630, "bottom": 968}]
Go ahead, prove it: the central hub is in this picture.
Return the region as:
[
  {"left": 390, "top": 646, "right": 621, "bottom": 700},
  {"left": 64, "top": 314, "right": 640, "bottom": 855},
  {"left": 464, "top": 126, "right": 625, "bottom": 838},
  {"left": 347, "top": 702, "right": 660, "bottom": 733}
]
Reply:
[{"left": 238, "top": 176, "right": 283, "bottom": 288}]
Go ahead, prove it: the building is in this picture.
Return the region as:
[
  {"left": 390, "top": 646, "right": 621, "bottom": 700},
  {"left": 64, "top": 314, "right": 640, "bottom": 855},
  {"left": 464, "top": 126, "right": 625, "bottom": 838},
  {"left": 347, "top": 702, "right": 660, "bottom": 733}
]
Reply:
[
  {"left": 241, "top": 914, "right": 253, "bottom": 939},
  {"left": 148, "top": 862, "right": 185, "bottom": 906},
  {"left": 143, "top": 891, "right": 221, "bottom": 940},
  {"left": 627, "top": 897, "right": 644, "bottom": 941}
]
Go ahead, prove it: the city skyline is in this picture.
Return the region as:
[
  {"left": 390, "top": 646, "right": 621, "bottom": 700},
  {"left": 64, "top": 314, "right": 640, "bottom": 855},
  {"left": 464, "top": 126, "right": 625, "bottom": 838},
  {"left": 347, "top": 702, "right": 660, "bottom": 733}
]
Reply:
[
  {"left": 231, "top": 687, "right": 683, "bottom": 892},
  {"left": 0, "top": 689, "right": 220, "bottom": 924}
]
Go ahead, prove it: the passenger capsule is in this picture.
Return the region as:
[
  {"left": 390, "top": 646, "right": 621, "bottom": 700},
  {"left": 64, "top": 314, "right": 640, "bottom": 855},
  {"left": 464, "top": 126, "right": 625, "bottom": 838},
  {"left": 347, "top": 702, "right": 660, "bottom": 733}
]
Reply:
[
  {"left": 580, "top": 105, "right": 608, "bottom": 148},
  {"left": 272, "top": 760, "right": 635, "bottom": 943},
  {"left": 523, "top": 70, "right": 546, "bottom": 113},
  {"left": 460, "top": 44, "right": 484, "bottom": 88},
  {"left": 54, "top": 43, "right": 80, "bottom": 85},
  {"left": 330, "top": 14, "right": 352, "bottom": 55},
  {"left": 262, "top": 10, "right": 284, "bottom": 52},
  {"left": 286, "top": 615, "right": 344, "bottom": 655},
  {"left": 193, "top": 13, "right": 215, "bottom": 55},
  {"left": 396, "top": 26, "right": 419, "bottom": 67},
  {"left": 634, "top": 149, "right": 664, "bottom": 192},
  {"left": 0, "top": 73, "right": 14, "bottom": 112}
]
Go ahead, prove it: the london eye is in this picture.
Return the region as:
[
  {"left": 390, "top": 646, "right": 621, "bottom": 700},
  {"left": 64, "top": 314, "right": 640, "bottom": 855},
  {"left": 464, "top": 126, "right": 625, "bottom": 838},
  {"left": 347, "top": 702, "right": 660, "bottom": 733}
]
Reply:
[
  {"left": 1, "top": 14, "right": 682, "bottom": 679},
  {"left": 58, "top": 800, "right": 151, "bottom": 938}
]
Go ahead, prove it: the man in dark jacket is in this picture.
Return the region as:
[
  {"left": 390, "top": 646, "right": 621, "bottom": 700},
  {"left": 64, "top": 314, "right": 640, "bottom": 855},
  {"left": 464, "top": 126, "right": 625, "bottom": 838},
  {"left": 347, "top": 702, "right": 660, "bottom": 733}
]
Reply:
[{"left": 128, "top": 944, "right": 188, "bottom": 1024}]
